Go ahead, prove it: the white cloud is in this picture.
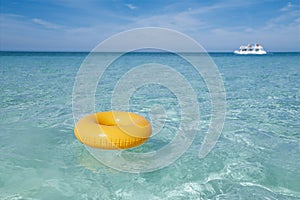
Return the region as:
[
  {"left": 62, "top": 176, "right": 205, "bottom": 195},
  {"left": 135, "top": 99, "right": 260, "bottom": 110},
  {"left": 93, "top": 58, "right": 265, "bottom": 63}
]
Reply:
[
  {"left": 122, "top": 0, "right": 259, "bottom": 35},
  {"left": 280, "top": 2, "right": 293, "bottom": 11},
  {"left": 32, "top": 18, "right": 63, "bottom": 29},
  {"left": 127, "top": 13, "right": 206, "bottom": 32},
  {"left": 264, "top": 9, "right": 299, "bottom": 30},
  {"left": 126, "top": 4, "right": 137, "bottom": 10},
  {"left": 0, "top": 13, "right": 125, "bottom": 51},
  {"left": 295, "top": 17, "right": 300, "bottom": 23}
]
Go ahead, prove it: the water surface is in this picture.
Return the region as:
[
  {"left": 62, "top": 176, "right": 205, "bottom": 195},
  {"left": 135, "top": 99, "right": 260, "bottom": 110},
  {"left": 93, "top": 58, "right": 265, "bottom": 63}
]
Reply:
[{"left": 0, "top": 52, "right": 299, "bottom": 199}]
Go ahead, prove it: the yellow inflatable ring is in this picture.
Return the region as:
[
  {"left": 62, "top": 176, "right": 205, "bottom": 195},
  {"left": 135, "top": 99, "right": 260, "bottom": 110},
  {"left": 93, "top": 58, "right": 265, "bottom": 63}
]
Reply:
[{"left": 74, "top": 111, "right": 152, "bottom": 149}]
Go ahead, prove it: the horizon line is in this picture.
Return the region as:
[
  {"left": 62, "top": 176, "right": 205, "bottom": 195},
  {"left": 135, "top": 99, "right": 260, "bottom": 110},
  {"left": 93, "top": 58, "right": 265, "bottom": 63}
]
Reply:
[{"left": 1, "top": 50, "right": 300, "bottom": 53}]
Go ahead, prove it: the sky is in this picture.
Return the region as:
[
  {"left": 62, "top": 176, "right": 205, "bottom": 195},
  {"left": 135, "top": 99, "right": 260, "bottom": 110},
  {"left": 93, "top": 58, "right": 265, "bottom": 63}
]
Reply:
[{"left": 0, "top": 0, "right": 299, "bottom": 52}]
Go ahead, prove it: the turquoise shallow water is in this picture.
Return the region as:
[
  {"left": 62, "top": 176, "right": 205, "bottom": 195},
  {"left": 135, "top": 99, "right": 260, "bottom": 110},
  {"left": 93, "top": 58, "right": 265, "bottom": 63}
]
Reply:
[{"left": 0, "top": 52, "right": 299, "bottom": 199}]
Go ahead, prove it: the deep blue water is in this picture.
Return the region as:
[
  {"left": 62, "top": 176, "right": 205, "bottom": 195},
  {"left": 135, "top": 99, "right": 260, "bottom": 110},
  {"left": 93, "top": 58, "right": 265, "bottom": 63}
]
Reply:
[{"left": 0, "top": 52, "right": 299, "bottom": 199}]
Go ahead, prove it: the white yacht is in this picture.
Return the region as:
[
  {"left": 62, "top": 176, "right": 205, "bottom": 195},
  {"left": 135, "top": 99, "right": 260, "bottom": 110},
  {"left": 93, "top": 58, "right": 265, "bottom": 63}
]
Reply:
[{"left": 234, "top": 44, "right": 267, "bottom": 55}]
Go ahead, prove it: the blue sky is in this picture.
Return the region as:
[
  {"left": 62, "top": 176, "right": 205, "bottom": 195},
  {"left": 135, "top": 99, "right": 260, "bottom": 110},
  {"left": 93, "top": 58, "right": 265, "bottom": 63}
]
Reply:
[{"left": 0, "top": 0, "right": 299, "bottom": 52}]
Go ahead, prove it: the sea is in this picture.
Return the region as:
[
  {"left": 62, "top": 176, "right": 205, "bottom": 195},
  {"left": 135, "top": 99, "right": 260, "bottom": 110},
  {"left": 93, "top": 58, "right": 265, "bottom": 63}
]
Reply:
[{"left": 0, "top": 52, "right": 299, "bottom": 199}]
